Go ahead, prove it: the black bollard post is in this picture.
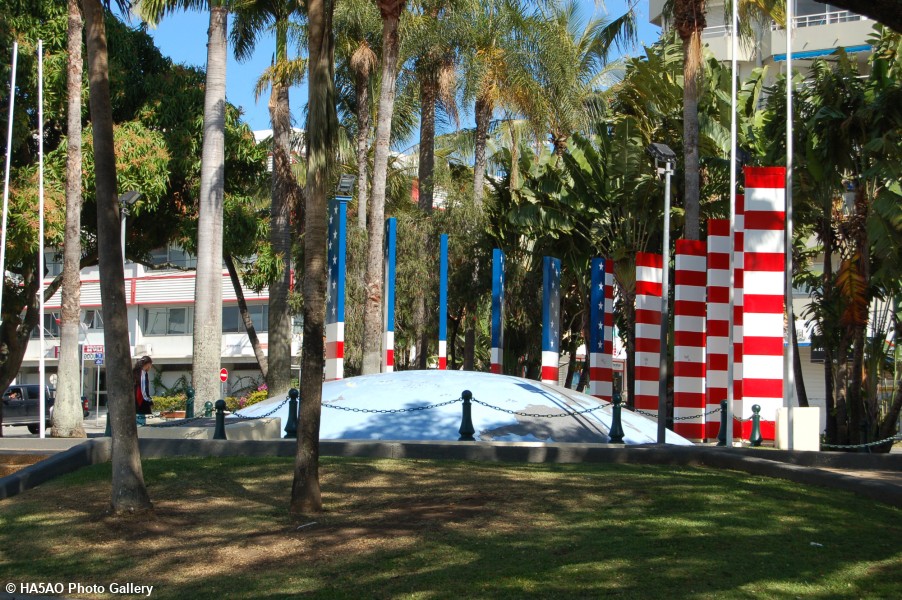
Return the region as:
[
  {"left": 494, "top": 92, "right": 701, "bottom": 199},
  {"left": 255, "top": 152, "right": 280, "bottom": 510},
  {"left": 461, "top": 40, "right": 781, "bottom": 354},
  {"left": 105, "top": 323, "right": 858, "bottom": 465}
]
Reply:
[
  {"left": 749, "top": 404, "right": 763, "bottom": 447},
  {"left": 104, "top": 411, "right": 111, "bottom": 437},
  {"left": 185, "top": 387, "right": 195, "bottom": 419},
  {"left": 608, "top": 391, "right": 625, "bottom": 444},
  {"left": 204, "top": 401, "right": 214, "bottom": 418},
  {"left": 860, "top": 419, "right": 871, "bottom": 454},
  {"left": 284, "top": 388, "right": 299, "bottom": 439},
  {"left": 716, "top": 400, "right": 727, "bottom": 446},
  {"left": 458, "top": 390, "right": 475, "bottom": 441},
  {"left": 213, "top": 399, "right": 227, "bottom": 440}
]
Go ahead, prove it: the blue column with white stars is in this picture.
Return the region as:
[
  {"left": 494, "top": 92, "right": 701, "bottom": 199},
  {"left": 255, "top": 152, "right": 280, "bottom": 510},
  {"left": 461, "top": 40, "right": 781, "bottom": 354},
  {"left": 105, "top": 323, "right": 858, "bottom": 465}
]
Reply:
[
  {"left": 325, "top": 196, "right": 348, "bottom": 381},
  {"left": 589, "top": 258, "right": 606, "bottom": 398},
  {"left": 491, "top": 248, "right": 505, "bottom": 374},
  {"left": 541, "top": 256, "right": 561, "bottom": 383}
]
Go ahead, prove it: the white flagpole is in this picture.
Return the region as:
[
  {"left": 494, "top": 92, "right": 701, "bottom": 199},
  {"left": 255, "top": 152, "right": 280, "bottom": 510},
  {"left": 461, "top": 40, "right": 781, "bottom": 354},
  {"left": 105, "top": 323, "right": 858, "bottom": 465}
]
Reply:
[
  {"left": 1, "top": 43, "right": 18, "bottom": 329},
  {"left": 725, "top": 0, "right": 739, "bottom": 446},
  {"left": 38, "top": 40, "right": 47, "bottom": 438},
  {"left": 784, "top": 0, "right": 797, "bottom": 448}
]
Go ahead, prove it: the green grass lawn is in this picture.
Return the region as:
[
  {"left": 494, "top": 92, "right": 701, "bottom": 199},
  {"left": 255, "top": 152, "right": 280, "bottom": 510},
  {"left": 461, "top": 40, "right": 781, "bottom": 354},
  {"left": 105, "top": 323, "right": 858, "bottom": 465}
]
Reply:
[{"left": 1, "top": 456, "right": 900, "bottom": 599}]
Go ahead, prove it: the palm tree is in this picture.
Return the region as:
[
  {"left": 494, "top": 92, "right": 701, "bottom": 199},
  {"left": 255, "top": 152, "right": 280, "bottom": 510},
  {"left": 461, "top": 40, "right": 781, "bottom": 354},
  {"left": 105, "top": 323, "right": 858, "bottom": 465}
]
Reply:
[
  {"left": 82, "top": 0, "right": 152, "bottom": 512},
  {"left": 230, "top": 0, "right": 306, "bottom": 398},
  {"left": 523, "top": 0, "right": 636, "bottom": 155},
  {"left": 672, "top": 0, "right": 706, "bottom": 241},
  {"left": 290, "top": 0, "right": 338, "bottom": 515},
  {"left": 335, "top": 0, "right": 381, "bottom": 229},
  {"left": 361, "top": 0, "right": 407, "bottom": 375},
  {"left": 52, "top": 0, "right": 86, "bottom": 438},
  {"left": 137, "top": 0, "right": 229, "bottom": 411}
]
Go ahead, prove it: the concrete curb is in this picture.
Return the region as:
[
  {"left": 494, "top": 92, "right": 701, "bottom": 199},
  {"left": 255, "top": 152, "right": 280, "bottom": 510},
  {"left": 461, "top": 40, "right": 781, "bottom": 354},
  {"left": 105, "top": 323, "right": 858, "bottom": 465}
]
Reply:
[
  {"left": 1, "top": 438, "right": 900, "bottom": 506},
  {"left": 0, "top": 438, "right": 110, "bottom": 500}
]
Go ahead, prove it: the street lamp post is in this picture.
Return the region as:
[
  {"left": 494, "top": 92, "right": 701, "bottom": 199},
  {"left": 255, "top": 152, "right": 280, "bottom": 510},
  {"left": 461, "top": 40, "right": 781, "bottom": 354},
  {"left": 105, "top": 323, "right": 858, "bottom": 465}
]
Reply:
[
  {"left": 647, "top": 142, "right": 676, "bottom": 445},
  {"left": 119, "top": 191, "right": 142, "bottom": 268}
]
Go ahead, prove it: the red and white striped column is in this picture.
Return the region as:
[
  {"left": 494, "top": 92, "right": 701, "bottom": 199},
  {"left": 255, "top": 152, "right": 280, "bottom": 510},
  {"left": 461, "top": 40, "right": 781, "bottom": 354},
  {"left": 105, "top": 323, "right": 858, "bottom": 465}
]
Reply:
[
  {"left": 705, "top": 219, "right": 731, "bottom": 440},
  {"left": 732, "top": 195, "right": 745, "bottom": 439},
  {"left": 634, "top": 252, "right": 662, "bottom": 415},
  {"left": 673, "top": 240, "right": 706, "bottom": 440},
  {"left": 742, "top": 167, "right": 786, "bottom": 440}
]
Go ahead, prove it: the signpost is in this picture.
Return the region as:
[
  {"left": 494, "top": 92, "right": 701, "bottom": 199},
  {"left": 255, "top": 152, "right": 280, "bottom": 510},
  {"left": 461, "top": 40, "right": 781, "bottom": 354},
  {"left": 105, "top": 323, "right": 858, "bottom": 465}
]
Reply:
[
  {"left": 83, "top": 345, "right": 104, "bottom": 423},
  {"left": 220, "top": 368, "right": 228, "bottom": 401}
]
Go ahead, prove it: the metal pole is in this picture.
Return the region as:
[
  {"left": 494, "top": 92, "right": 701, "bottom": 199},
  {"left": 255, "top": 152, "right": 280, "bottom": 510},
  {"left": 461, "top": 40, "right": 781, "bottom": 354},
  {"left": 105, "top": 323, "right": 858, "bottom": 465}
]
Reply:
[
  {"left": 725, "top": 0, "right": 740, "bottom": 447},
  {"left": 38, "top": 40, "right": 46, "bottom": 439},
  {"left": 784, "top": 0, "right": 797, "bottom": 451},
  {"left": 0, "top": 43, "right": 18, "bottom": 325},
  {"left": 657, "top": 160, "right": 673, "bottom": 444}
]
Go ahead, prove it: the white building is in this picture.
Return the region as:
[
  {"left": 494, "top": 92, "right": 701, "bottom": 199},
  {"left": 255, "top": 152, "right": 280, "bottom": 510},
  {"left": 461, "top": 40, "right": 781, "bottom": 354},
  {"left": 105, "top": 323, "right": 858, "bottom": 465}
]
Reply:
[{"left": 18, "top": 248, "right": 299, "bottom": 406}]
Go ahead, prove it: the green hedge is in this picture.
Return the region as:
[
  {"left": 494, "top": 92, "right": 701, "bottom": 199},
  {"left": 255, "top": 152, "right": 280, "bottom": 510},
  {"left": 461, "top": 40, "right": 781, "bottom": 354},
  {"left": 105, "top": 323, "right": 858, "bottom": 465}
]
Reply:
[{"left": 152, "top": 389, "right": 269, "bottom": 415}]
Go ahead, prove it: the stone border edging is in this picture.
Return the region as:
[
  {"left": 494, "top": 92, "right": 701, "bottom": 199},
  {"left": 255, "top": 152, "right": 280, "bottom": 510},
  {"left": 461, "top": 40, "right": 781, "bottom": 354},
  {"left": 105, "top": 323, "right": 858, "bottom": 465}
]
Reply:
[{"left": 1, "top": 438, "right": 900, "bottom": 507}]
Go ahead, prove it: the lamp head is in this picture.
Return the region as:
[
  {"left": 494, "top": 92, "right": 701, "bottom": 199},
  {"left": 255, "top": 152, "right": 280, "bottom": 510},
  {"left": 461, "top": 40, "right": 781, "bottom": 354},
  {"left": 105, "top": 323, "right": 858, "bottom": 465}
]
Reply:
[{"left": 646, "top": 142, "right": 676, "bottom": 162}]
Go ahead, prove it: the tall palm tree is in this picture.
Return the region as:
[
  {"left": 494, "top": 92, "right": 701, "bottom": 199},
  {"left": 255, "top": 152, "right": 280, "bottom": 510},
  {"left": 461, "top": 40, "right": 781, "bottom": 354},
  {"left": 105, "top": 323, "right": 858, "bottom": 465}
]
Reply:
[
  {"left": 52, "top": 0, "right": 86, "bottom": 438},
  {"left": 524, "top": 0, "right": 636, "bottom": 155},
  {"left": 335, "top": 0, "right": 381, "bottom": 229},
  {"left": 230, "top": 0, "right": 306, "bottom": 398},
  {"left": 83, "top": 0, "right": 152, "bottom": 512},
  {"left": 137, "top": 0, "right": 229, "bottom": 411},
  {"left": 290, "top": 0, "right": 337, "bottom": 515},
  {"left": 361, "top": 0, "right": 407, "bottom": 375},
  {"left": 672, "top": 0, "right": 706, "bottom": 241}
]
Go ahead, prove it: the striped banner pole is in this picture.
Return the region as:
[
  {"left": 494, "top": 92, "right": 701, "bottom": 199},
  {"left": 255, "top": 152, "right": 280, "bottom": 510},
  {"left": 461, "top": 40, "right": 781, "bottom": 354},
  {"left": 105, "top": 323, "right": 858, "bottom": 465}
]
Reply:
[
  {"left": 743, "top": 167, "right": 786, "bottom": 440},
  {"left": 706, "top": 219, "right": 731, "bottom": 440},
  {"left": 490, "top": 248, "right": 505, "bottom": 374},
  {"left": 588, "top": 258, "right": 606, "bottom": 399},
  {"left": 733, "top": 195, "right": 745, "bottom": 439},
  {"left": 325, "top": 197, "right": 349, "bottom": 381},
  {"left": 438, "top": 233, "right": 448, "bottom": 370},
  {"left": 601, "top": 262, "right": 615, "bottom": 401},
  {"left": 634, "top": 252, "right": 663, "bottom": 415},
  {"left": 541, "top": 256, "right": 561, "bottom": 384},
  {"left": 383, "top": 217, "right": 397, "bottom": 372},
  {"left": 673, "top": 240, "right": 707, "bottom": 440}
]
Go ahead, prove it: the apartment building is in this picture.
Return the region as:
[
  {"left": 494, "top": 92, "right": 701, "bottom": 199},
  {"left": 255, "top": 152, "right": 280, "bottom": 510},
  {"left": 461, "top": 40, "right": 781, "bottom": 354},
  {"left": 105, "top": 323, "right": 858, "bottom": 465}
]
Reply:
[{"left": 17, "top": 248, "right": 298, "bottom": 406}]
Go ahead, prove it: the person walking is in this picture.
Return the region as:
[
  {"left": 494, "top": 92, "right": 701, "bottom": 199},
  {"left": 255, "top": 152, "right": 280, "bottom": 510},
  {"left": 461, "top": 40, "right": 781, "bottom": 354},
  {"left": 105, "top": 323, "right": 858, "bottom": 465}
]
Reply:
[{"left": 133, "top": 355, "right": 154, "bottom": 425}]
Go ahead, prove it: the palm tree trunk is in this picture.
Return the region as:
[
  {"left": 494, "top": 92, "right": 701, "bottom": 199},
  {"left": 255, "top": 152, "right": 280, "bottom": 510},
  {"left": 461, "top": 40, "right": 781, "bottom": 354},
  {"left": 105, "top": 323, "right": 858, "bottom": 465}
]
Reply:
[
  {"left": 267, "top": 29, "right": 297, "bottom": 398},
  {"left": 53, "top": 0, "right": 86, "bottom": 439},
  {"left": 418, "top": 72, "right": 436, "bottom": 213},
  {"left": 681, "top": 35, "right": 701, "bottom": 241},
  {"left": 83, "top": 0, "right": 151, "bottom": 513},
  {"left": 192, "top": 7, "right": 227, "bottom": 412},
  {"left": 355, "top": 69, "right": 370, "bottom": 230},
  {"left": 473, "top": 96, "right": 491, "bottom": 207},
  {"left": 291, "top": 0, "right": 337, "bottom": 515},
  {"left": 822, "top": 215, "right": 837, "bottom": 442},
  {"left": 362, "top": 6, "right": 403, "bottom": 374},
  {"left": 225, "top": 254, "right": 268, "bottom": 378}
]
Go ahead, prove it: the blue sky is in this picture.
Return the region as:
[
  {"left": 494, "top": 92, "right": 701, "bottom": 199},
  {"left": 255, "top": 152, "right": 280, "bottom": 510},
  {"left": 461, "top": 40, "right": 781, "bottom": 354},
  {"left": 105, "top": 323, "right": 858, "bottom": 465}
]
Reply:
[{"left": 142, "top": 1, "right": 661, "bottom": 135}]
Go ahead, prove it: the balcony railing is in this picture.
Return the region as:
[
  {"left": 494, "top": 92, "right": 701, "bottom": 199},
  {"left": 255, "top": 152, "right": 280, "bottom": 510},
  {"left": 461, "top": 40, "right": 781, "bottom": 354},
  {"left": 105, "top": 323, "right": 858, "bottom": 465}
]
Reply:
[
  {"left": 702, "top": 10, "right": 867, "bottom": 37},
  {"left": 772, "top": 10, "right": 867, "bottom": 30}
]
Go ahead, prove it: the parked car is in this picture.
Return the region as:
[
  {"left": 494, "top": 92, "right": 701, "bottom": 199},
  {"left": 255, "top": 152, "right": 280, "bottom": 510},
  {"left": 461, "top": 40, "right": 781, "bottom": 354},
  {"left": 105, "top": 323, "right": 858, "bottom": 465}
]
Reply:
[{"left": 0, "top": 384, "right": 73, "bottom": 434}]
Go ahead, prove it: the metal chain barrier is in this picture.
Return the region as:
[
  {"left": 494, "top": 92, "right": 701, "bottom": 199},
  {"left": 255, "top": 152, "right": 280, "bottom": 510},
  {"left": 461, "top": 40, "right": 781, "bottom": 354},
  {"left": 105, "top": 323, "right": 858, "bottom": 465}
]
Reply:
[
  {"left": 323, "top": 398, "right": 461, "bottom": 414},
  {"left": 472, "top": 398, "right": 607, "bottom": 418},
  {"left": 230, "top": 398, "right": 290, "bottom": 420},
  {"left": 632, "top": 407, "right": 724, "bottom": 421},
  {"left": 146, "top": 415, "right": 208, "bottom": 428},
  {"left": 821, "top": 434, "right": 902, "bottom": 450}
]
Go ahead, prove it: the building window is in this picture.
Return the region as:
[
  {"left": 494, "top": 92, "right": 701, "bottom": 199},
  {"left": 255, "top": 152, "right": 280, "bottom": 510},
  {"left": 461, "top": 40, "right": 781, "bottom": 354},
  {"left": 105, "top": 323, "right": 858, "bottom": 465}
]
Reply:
[
  {"left": 149, "top": 245, "right": 197, "bottom": 269},
  {"left": 222, "top": 304, "right": 268, "bottom": 333},
  {"left": 143, "top": 307, "right": 193, "bottom": 336},
  {"left": 44, "top": 251, "right": 63, "bottom": 277},
  {"left": 32, "top": 312, "right": 60, "bottom": 338},
  {"left": 82, "top": 309, "right": 104, "bottom": 330}
]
